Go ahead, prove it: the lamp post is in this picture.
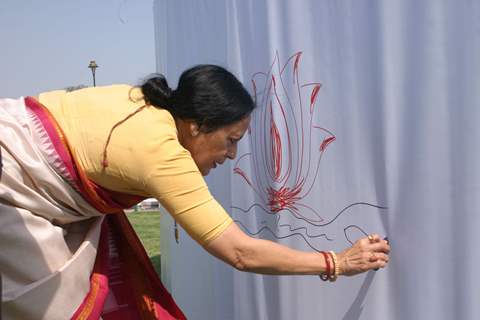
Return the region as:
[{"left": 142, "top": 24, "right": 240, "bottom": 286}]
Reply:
[{"left": 88, "top": 60, "right": 99, "bottom": 87}]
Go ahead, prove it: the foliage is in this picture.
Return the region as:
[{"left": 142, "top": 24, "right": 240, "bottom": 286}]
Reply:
[{"left": 127, "top": 210, "right": 161, "bottom": 276}]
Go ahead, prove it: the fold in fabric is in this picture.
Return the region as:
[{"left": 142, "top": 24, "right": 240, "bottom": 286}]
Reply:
[{"left": 0, "top": 97, "right": 186, "bottom": 320}]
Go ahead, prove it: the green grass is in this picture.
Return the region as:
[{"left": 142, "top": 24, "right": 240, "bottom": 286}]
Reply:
[{"left": 127, "top": 210, "right": 161, "bottom": 276}]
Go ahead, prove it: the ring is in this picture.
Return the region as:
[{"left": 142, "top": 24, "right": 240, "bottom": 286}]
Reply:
[{"left": 368, "top": 234, "right": 374, "bottom": 242}]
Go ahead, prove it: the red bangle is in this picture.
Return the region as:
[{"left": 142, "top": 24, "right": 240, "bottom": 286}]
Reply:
[{"left": 319, "top": 251, "right": 330, "bottom": 281}]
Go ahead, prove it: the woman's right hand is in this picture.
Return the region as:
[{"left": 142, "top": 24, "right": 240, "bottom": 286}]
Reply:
[{"left": 336, "top": 234, "right": 390, "bottom": 276}]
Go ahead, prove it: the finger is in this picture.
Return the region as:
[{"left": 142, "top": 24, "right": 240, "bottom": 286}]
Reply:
[
  {"left": 358, "top": 237, "right": 370, "bottom": 247},
  {"left": 368, "top": 251, "right": 378, "bottom": 262},
  {"left": 360, "top": 236, "right": 377, "bottom": 247},
  {"left": 369, "top": 242, "right": 391, "bottom": 254},
  {"left": 373, "top": 259, "right": 387, "bottom": 270},
  {"left": 374, "top": 252, "right": 389, "bottom": 263}
]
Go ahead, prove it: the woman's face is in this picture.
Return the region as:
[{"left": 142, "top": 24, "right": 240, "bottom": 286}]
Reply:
[{"left": 185, "top": 115, "right": 251, "bottom": 176}]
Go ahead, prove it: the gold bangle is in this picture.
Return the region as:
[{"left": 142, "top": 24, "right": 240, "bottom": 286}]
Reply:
[{"left": 328, "top": 251, "right": 339, "bottom": 281}]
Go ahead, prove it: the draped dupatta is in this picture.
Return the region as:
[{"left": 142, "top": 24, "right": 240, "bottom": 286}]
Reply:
[{"left": 24, "top": 97, "right": 186, "bottom": 320}]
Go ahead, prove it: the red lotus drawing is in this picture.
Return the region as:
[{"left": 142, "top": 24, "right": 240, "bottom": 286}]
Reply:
[{"left": 234, "top": 51, "right": 335, "bottom": 224}]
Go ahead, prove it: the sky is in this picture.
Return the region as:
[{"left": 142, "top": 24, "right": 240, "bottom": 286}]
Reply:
[{"left": 0, "top": 0, "right": 156, "bottom": 97}]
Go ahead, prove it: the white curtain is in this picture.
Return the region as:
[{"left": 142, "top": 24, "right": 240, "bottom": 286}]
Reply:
[{"left": 155, "top": 1, "right": 480, "bottom": 319}]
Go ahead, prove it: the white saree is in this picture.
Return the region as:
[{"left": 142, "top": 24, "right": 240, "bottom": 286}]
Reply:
[{"left": 0, "top": 97, "right": 104, "bottom": 319}]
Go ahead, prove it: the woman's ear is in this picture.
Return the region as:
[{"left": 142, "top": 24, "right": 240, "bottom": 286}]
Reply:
[{"left": 189, "top": 122, "right": 200, "bottom": 137}]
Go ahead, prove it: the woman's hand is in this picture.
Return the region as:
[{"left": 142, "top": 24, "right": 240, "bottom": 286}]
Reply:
[{"left": 336, "top": 234, "right": 390, "bottom": 276}]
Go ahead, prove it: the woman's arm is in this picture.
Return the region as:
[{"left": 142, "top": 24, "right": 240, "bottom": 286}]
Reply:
[
  {"left": 139, "top": 125, "right": 390, "bottom": 276},
  {"left": 204, "top": 223, "right": 328, "bottom": 275},
  {"left": 204, "top": 222, "right": 390, "bottom": 276}
]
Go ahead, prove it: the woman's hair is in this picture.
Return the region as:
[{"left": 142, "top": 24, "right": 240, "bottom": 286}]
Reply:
[{"left": 140, "top": 65, "right": 255, "bottom": 132}]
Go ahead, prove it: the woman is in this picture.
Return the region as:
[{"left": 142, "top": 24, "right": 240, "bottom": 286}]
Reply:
[{"left": 0, "top": 65, "right": 390, "bottom": 319}]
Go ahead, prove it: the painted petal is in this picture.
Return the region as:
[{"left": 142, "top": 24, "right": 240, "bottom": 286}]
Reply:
[{"left": 320, "top": 136, "right": 336, "bottom": 152}]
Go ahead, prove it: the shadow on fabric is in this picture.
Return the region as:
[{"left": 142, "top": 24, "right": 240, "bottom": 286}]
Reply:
[{"left": 342, "top": 271, "right": 376, "bottom": 320}]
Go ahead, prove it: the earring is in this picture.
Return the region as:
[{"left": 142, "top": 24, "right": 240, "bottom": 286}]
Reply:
[{"left": 190, "top": 123, "right": 199, "bottom": 137}]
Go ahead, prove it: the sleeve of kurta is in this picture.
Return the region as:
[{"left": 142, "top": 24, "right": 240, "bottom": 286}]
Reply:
[
  {"left": 39, "top": 86, "right": 231, "bottom": 246},
  {"left": 141, "top": 121, "right": 233, "bottom": 246}
]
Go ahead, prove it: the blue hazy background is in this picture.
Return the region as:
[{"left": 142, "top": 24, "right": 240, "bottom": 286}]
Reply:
[{"left": 0, "top": 0, "right": 155, "bottom": 97}]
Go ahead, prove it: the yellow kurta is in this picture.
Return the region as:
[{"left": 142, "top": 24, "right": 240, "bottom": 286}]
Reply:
[{"left": 39, "top": 85, "right": 232, "bottom": 245}]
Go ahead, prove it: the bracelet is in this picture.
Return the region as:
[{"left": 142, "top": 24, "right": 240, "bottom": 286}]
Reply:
[
  {"left": 319, "top": 251, "right": 330, "bottom": 281},
  {"left": 328, "top": 251, "right": 339, "bottom": 281}
]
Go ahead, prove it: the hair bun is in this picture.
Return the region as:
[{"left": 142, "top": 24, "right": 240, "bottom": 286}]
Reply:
[{"left": 141, "top": 74, "right": 174, "bottom": 110}]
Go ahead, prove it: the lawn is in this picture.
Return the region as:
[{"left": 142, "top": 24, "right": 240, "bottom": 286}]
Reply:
[{"left": 127, "top": 210, "right": 161, "bottom": 276}]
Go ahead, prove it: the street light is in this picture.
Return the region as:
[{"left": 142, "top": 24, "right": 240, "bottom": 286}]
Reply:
[{"left": 88, "top": 60, "right": 99, "bottom": 87}]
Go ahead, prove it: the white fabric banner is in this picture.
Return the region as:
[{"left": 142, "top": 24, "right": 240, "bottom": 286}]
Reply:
[{"left": 155, "top": 1, "right": 480, "bottom": 319}]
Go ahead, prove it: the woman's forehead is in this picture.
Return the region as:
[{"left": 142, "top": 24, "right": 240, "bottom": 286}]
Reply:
[{"left": 228, "top": 116, "right": 250, "bottom": 135}]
